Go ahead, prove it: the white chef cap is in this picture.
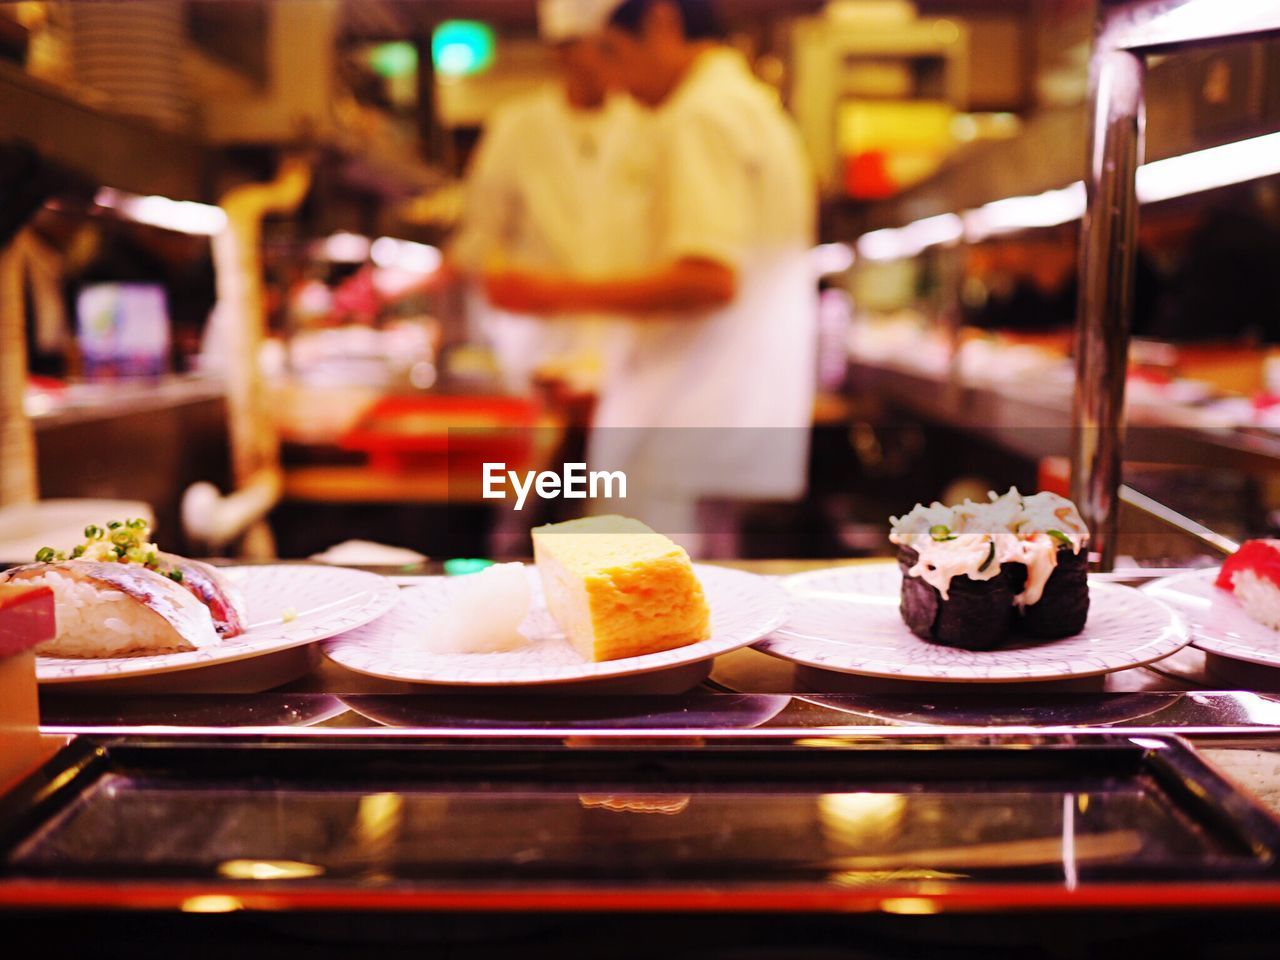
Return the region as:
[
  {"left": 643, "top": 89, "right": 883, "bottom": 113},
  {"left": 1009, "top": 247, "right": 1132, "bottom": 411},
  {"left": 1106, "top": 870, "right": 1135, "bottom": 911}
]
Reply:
[{"left": 537, "top": 0, "right": 623, "bottom": 42}]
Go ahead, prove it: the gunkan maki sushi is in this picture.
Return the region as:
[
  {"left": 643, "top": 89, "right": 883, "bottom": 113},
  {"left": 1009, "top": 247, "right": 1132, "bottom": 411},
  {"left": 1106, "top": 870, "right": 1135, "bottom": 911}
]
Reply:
[
  {"left": 890, "top": 489, "right": 1091, "bottom": 649},
  {"left": 890, "top": 497, "right": 1014, "bottom": 650},
  {"left": 896, "top": 542, "right": 1013, "bottom": 650},
  {"left": 1003, "top": 491, "right": 1091, "bottom": 638}
]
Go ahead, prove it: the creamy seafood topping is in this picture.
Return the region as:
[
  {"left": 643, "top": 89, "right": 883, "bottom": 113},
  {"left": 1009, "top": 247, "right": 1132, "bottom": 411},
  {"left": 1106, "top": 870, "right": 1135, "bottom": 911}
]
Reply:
[{"left": 890, "top": 488, "right": 1089, "bottom": 603}]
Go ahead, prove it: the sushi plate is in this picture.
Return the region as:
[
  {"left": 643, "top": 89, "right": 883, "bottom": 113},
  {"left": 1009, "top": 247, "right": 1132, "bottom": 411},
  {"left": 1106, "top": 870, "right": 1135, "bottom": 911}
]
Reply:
[
  {"left": 322, "top": 565, "right": 789, "bottom": 687},
  {"left": 38, "top": 565, "right": 400, "bottom": 684},
  {"left": 1142, "top": 568, "right": 1280, "bottom": 670},
  {"left": 754, "top": 563, "right": 1189, "bottom": 684}
]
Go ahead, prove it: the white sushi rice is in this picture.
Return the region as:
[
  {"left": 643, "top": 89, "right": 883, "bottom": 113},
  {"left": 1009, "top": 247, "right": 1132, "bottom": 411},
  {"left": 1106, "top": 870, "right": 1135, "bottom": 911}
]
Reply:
[
  {"left": 22, "top": 569, "right": 192, "bottom": 658},
  {"left": 1230, "top": 570, "right": 1280, "bottom": 631}
]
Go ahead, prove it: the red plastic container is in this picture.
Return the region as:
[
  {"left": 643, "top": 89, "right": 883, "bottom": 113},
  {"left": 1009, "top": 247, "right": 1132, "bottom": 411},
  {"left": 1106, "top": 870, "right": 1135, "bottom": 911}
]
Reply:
[{"left": 338, "top": 395, "right": 543, "bottom": 473}]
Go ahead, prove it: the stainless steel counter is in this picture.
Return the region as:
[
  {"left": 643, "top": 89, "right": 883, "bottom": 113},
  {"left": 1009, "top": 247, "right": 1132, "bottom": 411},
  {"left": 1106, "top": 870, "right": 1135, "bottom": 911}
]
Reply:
[{"left": 850, "top": 360, "right": 1280, "bottom": 475}]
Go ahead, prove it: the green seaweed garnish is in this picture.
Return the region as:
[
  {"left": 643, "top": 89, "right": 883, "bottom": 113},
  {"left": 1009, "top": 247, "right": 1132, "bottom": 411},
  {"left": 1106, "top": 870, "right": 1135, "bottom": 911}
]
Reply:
[{"left": 978, "top": 541, "right": 997, "bottom": 572}]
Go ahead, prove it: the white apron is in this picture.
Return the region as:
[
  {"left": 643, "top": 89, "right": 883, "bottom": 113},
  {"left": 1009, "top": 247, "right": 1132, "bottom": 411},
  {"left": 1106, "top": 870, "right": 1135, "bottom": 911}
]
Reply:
[{"left": 589, "top": 51, "right": 818, "bottom": 511}]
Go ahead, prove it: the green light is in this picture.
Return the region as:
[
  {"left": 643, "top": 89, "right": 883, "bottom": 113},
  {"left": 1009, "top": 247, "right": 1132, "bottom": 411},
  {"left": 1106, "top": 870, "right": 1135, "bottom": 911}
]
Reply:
[
  {"left": 443, "top": 557, "right": 495, "bottom": 576},
  {"left": 431, "top": 20, "right": 495, "bottom": 77},
  {"left": 370, "top": 41, "right": 418, "bottom": 79}
]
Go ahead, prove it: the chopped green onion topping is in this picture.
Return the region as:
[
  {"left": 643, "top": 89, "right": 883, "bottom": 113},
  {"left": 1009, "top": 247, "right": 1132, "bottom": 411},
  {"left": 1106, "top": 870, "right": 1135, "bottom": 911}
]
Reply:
[
  {"left": 1047, "top": 528, "right": 1072, "bottom": 547},
  {"left": 39, "top": 518, "right": 157, "bottom": 567},
  {"left": 167, "top": 569, "right": 184, "bottom": 583},
  {"left": 929, "top": 525, "right": 956, "bottom": 542},
  {"left": 978, "top": 541, "right": 996, "bottom": 573}
]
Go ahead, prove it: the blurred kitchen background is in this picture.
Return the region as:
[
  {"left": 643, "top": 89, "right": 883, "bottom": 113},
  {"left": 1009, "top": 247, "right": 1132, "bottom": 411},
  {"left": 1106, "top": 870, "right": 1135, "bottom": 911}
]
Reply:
[{"left": 2, "top": 0, "right": 1279, "bottom": 564}]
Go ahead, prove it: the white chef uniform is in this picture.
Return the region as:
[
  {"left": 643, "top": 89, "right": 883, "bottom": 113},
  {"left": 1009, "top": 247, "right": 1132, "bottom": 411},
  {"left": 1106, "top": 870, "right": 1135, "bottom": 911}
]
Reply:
[
  {"left": 450, "top": 69, "right": 652, "bottom": 392},
  {"left": 588, "top": 49, "right": 818, "bottom": 530}
]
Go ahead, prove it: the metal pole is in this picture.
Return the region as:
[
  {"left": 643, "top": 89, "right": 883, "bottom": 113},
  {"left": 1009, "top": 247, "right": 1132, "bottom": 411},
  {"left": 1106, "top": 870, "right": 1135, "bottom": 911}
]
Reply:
[
  {"left": 1071, "top": 10, "right": 1145, "bottom": 572},
  {"left": 940, "top": 241, "right": 964, "bottom": 412}
]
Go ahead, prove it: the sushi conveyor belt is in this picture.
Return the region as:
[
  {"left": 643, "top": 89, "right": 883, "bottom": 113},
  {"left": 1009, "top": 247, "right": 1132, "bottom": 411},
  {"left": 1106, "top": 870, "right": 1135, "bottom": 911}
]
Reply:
[
  {"left": 37, "top": 691, "right": 1280, "bottom": 835},
  {"left": 30, "top": 560, "right": 1280, "bottom": 849},
  {"left": 16, "top": 565, "right": 1280, "bottom": 929}
]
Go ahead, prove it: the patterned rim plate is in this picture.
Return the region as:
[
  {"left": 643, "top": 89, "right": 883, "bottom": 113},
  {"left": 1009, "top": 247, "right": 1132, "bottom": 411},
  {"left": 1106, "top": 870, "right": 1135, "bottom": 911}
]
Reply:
[
  {"left": 1142, "top": 568, "right": 1280, "bottom": 669},
  {"left": 323, "top": 565, "right": 789, "bottom": 686},
  {"left": 38, "top": 565, "right": 400, "bottom": 683},
  {"left": 755, "top": 563, "right": 1189, "bottom": 683}
]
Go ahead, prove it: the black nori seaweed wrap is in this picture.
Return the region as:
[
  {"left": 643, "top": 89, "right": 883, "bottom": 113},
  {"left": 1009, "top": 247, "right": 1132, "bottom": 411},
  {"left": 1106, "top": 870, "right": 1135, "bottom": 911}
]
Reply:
[
  {"left": 1003, "top": 560, "right": 1027, "bottom": 597},
  {"left": 1016, "top": 545, "right": 1090, "bottom": 638},
  {"left": 898, "top": 546, "right": 1013, "bottom": 651}
]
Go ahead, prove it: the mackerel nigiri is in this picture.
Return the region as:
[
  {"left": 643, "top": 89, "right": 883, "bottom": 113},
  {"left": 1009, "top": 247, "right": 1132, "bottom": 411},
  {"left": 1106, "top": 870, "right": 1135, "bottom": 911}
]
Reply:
[
  {"left": 1, "top": 560, "right": 220, "bottom": 658},
  {"left": 160, "top": 554, "right": 247, "bottom": 638}
]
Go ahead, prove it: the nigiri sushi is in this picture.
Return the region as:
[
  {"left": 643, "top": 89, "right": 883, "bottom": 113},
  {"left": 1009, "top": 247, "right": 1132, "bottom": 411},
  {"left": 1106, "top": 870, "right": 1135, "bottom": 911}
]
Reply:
[
  {"left": 1, "top": 560, "right": 220, "bottom": 657},
  {"left": 1217, "top": 540, "right": 1280, "bottom": 629},
  {"left": 160, "top": 553, "right": 247, "bottom": 638},
  {"left": 0, "top": 518, "right": 246, "bottom": 657},
  {"left": 428, "top": 562, "right": 532, "bottom": 654}
]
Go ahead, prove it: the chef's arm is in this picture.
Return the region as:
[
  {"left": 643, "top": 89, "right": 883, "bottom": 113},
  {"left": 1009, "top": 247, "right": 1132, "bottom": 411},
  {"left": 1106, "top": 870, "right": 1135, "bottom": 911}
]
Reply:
[
  {"left": 583, "top": 258, "right": 737, "bottom": 313},
  {"left": 485, "top": 257, "right": 737, "bottom": 315}
]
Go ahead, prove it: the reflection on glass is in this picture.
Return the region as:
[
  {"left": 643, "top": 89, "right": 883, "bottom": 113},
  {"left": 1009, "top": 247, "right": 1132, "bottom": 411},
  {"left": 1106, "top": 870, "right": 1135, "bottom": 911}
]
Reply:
[
  {"left": 578, "top": 795, "right": 692, "bottom": 816},
  {"left": 818, "top": 792, "right": 907, "bottom": 849},
  {"left": 217, "top": 859, "right": 325, "bottom": 880},
  {"left": 8, "top": 771, "right": 1235, "bottom": 885}
]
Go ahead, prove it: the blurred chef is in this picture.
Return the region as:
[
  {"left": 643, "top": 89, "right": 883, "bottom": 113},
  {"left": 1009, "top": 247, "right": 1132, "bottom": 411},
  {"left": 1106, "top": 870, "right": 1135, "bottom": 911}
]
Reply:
[
  {"left": 450, "top": 0, "right": 653, "bottom": 394},
  {"left": 485, "top": 0, "right": 817, "bottom": 552}
]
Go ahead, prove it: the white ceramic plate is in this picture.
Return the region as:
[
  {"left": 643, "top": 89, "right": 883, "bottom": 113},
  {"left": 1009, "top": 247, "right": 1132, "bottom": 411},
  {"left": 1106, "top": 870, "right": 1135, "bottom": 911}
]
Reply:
[
  {"left": 755, "top": 563, "right": 1189, "bottom": 683},
  {"left": 322, "top": 565, "right": 789, "bottom": 686},
  {"left": 1142, "top": 568, "right": 1280, "bottom": 669},
  {"left": 38, "top": 565, "right": 400, "bottom": 683}
]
